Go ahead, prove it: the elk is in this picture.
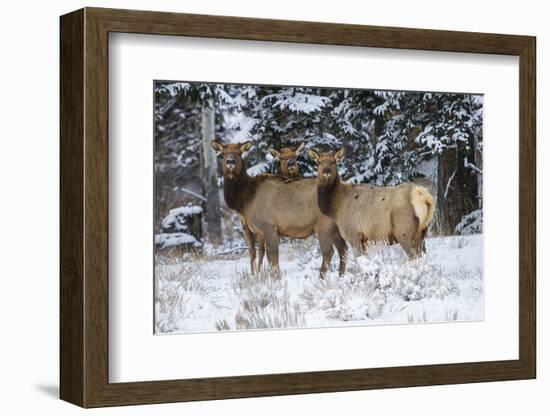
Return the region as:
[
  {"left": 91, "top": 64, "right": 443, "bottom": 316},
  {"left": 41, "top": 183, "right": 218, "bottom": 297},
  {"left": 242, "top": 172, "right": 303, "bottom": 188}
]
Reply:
[
  {"left": 309, "top": 149, "right": 434, "bottom": 258},
  {"left": 248, "top": 142, "right": 304, "bottom": 266},
  {"left": 268, "top": 143, "right": 305, "bottom": 178},
  {"left": 211, "top": 140, "right": 347, "bottom": 278}
]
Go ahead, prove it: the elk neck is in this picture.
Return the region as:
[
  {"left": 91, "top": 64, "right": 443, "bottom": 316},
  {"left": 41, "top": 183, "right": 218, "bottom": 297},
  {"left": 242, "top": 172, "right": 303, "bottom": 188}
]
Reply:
[
  {"left": 317, "top": 174, "right": 341, "bottom": 217},
  {"left": 222, "top": 167, "right": 256, "bottom": 213}
]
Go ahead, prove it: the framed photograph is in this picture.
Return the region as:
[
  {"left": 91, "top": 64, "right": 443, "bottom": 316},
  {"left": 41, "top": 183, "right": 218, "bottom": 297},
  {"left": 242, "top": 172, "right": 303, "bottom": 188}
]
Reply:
[{"left": 60, "top": 7, "right": 536, "bottom": 408}]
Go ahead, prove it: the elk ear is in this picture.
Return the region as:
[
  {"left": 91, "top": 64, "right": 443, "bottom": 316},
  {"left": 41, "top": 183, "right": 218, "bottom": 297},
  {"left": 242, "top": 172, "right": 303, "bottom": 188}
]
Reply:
[
  {"left": 334, "top": 148, "right": 345, "bottom": 162},
  {"left": 295, "top": 143, "right": 305, "bottom": 155},
  {"left": 308, "top": 149, "right": 320, "bottom": 163},
  {"left": 210, "top": 140, "right": 224, "bottom": 156},
  {"left": 268, "top": 148, "right": 280, "bottom": 159},
  {"left": 240, "top": 141, "right": 253, "bottom": 154}
]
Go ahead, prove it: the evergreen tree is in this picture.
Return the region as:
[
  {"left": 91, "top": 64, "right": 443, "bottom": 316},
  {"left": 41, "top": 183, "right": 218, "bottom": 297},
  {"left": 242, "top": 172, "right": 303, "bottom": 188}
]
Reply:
[{"left": 154, "top": 81, "right": 483, "bottom": 244}]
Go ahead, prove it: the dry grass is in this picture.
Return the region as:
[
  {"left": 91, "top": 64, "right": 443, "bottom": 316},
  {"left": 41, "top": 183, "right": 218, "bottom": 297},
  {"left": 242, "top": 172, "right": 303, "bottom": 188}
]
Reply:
[
  {"left": 154, "top": 235, "right": 482, "bottom": 333},
  {"left": 215, "top": 319, "right": 231, "bottom": 331},
  {"left": 155, "top": 249, "right": 204, "bottom": 266},
  {"left": 234, "top": 299, "right": 305, "bottom": 330},
  {"left": 284, "top": 237, "right": 320, "bottom": 263},
  {"left": 216, "top": 269, "right": 306, "bottom": 330},
  {"left": 448, "top": 236, "right": 469, "bottom": 249},
  {"left": 154, "top": 262, "right": 219, "bottom": 333},
  {"left": 301, "top": 275, "right": 383, "bottom": 321},
  {"left": 301, "top": 251, "right": 461, "bottom": 323},
  {"left": 407, "top": 307, "right": 460, "bottom": 323},
  {"left": 407, "top": 308, "right": 428, "bottom": 323},
  {"left": 378, "top": 260, "right": 458, "bottom": 301}
]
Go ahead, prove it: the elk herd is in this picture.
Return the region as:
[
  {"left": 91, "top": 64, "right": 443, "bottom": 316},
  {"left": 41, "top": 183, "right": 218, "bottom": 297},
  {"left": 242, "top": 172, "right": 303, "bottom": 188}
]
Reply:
[{"left": 210, "top": 140, "right": 435, "bottom": 278}]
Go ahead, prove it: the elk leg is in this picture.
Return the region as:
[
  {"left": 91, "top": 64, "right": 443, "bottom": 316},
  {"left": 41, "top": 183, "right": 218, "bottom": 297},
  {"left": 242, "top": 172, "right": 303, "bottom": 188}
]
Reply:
[
  {"left": 410, "top": 229, "right": 424, "bottom": 258},
  {"left": 263, "top": 227, "right": 280, "bottom": 276},
  {"left": 332, "top": 229, "right": 348, "bottom": 277},
  {"left": 317, "top": 231, "right": 334, "bottom": 279},
  {"left": 351, "top": 234, "right": 366, "bottom": 257},
  {"left": 257, "top": 235, "right": 266, "bottom": 271},
  {"left": 392, "top": 208, "right": 422, "bottom": 259},
  {"left": 396, "top": 237, "right": 417, "bottom": 258},
  {"left": 240, "top": 219, "right": 257, "bottom": 273},
  {"left": 420, "top": 228, "right": 428, "bottom": 254}
]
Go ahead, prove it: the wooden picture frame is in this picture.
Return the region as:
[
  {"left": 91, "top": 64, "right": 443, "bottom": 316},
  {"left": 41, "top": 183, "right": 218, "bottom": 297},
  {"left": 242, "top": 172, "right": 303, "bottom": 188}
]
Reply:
[{"left": 60, "top": 7, "right": 536, "bottom": 408}]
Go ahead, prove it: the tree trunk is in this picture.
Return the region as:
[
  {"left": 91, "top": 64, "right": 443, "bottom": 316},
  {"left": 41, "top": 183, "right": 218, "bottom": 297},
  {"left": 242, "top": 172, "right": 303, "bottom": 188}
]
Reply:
[
  {"left": 436, "top": 145, "right": 479, "bottom": 235},
  {"left": 201, "top": 105, "right": 222, "bottom": 245},
  {"left": 474, "top": 130, "right": 483, "bottom": 209}
]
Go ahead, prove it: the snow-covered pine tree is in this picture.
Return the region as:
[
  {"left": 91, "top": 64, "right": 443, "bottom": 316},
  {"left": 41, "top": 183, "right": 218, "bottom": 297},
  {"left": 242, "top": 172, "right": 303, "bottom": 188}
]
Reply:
[
  {"left": 234, "top": 86, "right": 333, "bottom": 176},
  {"left": 154, "top": 82, "right": 202, "bottom": 234},
  {"left": 154, "top": 82, "right": 248, "bottom": 244},
  {"left": 414, "top": 93, "right": 483, "bottom": 233},
  {"left": 155, "top": 81, "right": 483, "bottom": 243}
]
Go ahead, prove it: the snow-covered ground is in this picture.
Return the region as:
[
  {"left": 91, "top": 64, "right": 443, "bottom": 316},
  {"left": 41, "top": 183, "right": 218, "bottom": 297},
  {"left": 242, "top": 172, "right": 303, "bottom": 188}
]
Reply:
[{"left": 154, "top": 234, "right": 483, "bottom": 334}]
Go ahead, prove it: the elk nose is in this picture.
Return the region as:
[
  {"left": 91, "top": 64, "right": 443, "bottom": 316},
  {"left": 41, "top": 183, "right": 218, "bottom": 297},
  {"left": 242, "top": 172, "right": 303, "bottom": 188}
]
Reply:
[
  {"left": 322, "top": 168, "right": 332, "bottom": 176},
  {"left": 226, "top": 156, "right": 236, "bottom": 169}
]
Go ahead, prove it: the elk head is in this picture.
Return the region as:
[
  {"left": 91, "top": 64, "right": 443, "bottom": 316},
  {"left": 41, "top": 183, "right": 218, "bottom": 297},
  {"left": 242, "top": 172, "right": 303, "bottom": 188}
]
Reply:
[
  {"left": 268, "top": 143, "right": 305, "bottom": 178},
  {"left": 211, "top": 140, "right": 253, "bottom": 180},
  {"left": 308, "top": 148, "right": 344, "bottom": 186}
]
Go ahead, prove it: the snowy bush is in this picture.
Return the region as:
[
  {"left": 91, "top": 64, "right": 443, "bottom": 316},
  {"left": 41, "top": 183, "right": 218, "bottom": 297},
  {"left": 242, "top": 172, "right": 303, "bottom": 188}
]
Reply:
[
  {"left": 156, "top": 204, "right": 203, "bottom": 249},
  {"left": 154, "top": 263, "right": 218, "bottom": 333},
  {"left": 350, "top": 249, "right": 458, "bottom": 302},
  {"left": 301, "top": 249, "right": 459, "bottom": 323},
  {"left": 455, "top": 209, "right": 483, "bottom": 235},
  {"left": 161, "top": 204, "right": 202, "bottom": 231},
  {"left": 230, "top": 270, "right": 305, "bottom": 330},
  {"left": 154, "top": 235, "right": 483, "bottom": 334},
  {"left": 376, "top": 258, "right": 457, "bottom": 301},
  {"left": 155, "top": 233, "right": 201, "bottom": 249},
  {"left": 234, "top": 298, "right": 305, "bottom": 330},
  {"left": 285, "top": 238, "right": 321, "bottom": 266},
  {"left": 301, "top": 275, "right": 385, "bottom": 321}
]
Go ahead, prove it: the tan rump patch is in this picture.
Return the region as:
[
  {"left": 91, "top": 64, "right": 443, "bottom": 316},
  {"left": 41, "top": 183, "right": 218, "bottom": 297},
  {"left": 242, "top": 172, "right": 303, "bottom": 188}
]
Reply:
[{"left": 411, "top": 185, "right": 435, "bottom": 231}]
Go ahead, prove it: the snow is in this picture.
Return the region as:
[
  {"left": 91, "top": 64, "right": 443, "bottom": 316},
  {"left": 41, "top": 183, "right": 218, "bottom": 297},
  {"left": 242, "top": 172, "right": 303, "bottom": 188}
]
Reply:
[
  {"left": 229, "top": 115, "right": 258, "bottom": 143},
  {"left": 417, "top": 126, "right": 445, "bottom": 154},
  {"left": 166, "top": 205, "right": 202, "bottom": 217},
  {"left": 155, "top": 234, "right": 484, "bottom": 334},
  {"left": 216, "top": 87, "right": 244, "bottom": 108},
  {"left": 155, "top": 82, "right": 191, "bottom": 96},
  {"left": 158, "top": 204, "right": 203, "bottom": 248},
  {"left": 155, "top": 232, "right": 201, "bottom": 249},
  {"left": 263, "top": 91, "right": 331, "bottom": 114},
  {"left": 161, "top": 204, "right": 202, "bottom": 230},
  {"left": 455, "top": 209, "right": 483, "bottom": 235},
  {"left": 247, "top": 162, "right": 269, "bottom": 176},
  {"left": 176, "top": 187, "right": 206, "bottom": 202},
  {"left": 373, "top": 101, "right": 389, "bottom": 116}
]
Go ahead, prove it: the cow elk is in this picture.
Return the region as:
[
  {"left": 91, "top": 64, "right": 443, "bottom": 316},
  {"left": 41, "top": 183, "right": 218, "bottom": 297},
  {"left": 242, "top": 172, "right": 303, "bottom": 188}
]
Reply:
[
  {"left": 268, "top": 143, "right": 305, "bottom": 178},
  {"left": 211, "top": 140, "right": 347, "bottom": 278},
  {"left": 309, "top": 149, "right": 435, "bottom": 258}
]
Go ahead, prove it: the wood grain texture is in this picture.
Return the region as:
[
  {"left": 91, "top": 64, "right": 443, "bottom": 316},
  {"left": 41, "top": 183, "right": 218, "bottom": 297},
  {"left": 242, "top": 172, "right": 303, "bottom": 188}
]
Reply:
[
  {"left": 59, "top": 8, "right": 84, "bottom": 407},
  {"left": 88, "top": 7, "right": 532, "bottom": 54},
  {"left": 518, "top": 38, "right": 536, "bottom": 376},
  {"left": 59, "top": 7, "right": 537, "bottom": 408},
  {"left": 83, "top": 11, "right": 110, "bottom": 406}
]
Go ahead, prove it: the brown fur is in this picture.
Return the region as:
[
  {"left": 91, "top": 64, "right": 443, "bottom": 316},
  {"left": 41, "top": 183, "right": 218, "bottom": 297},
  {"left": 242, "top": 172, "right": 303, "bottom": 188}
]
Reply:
[
  {"left": 309, "top": 149, "right": 435, "bottom": 258},
  {"left": 212, "top": 141, "right": 347, "bottom": 277},
  {"left": 268, "top": 143, "right": 305, "bottom": 178}
]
